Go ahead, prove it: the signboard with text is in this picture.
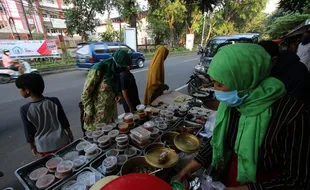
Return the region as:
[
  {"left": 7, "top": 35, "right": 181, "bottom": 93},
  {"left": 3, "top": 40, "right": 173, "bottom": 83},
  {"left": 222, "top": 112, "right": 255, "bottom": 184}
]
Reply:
[{"left": 0, "top": 40, "right": 60, "bottom": 59}]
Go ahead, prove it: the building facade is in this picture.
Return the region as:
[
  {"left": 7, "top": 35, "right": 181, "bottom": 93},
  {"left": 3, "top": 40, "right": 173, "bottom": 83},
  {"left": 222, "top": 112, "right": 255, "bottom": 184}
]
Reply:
[{"left": 0, "top": 0, "right": 69, "bottom": 39}]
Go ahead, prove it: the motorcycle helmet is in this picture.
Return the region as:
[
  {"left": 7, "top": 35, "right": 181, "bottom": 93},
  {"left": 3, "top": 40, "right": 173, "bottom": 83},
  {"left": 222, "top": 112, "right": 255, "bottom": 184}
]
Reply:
[{"left": 2, "top": 49, "right": 9, "bottom": 54}]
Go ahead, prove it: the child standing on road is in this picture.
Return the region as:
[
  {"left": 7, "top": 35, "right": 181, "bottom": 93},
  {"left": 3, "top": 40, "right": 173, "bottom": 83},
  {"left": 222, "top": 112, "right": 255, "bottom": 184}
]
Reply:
[{"left": 16, "top": 73, "right": 73, "bottom": 157}]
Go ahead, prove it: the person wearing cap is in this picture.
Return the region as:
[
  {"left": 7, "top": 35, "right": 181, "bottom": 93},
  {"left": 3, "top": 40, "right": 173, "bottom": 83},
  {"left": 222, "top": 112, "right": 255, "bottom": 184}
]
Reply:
[{"left": 1, "top": 49, "right": 20, "bottom": 71}]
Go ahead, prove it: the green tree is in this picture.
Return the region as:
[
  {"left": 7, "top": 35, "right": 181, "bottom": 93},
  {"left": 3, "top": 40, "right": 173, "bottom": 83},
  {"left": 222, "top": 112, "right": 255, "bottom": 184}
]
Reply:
[
  {"left": 267, "top": 13, "right": 310, "bottom": 38},
  {"left": 63, "top": 0, "right": 108, "bottom": 41},
  {"left": 279, "top": 0, "right": 310, "bottom": 13},
  {"left": 100, "top": 19, "right": 119, "bottom": 42}
]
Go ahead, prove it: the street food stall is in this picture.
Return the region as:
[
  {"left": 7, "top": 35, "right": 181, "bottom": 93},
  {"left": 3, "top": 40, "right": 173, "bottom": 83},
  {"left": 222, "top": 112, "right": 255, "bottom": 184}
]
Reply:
[{"left": 15, "top": 91, "right": 218, "bottom": 190}]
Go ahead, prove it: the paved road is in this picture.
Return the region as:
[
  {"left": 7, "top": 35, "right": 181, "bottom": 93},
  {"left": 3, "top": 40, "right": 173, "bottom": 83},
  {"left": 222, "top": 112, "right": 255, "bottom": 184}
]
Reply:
[{"left": 0, "top": 54, "right": 198, "bottom": 189}]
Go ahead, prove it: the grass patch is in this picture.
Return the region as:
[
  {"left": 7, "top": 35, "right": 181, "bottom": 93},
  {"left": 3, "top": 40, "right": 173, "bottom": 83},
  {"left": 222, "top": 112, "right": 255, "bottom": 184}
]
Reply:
[{"left": 33, "top": 60, "right": 75, "bottom": 70}]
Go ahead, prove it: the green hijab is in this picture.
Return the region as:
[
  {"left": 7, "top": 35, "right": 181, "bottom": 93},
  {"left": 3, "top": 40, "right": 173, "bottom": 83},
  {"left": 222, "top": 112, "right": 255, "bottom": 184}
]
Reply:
[
  {"left": 207, "top": 44, "right": 286, "bottom": 183},
  {"left": 92, "top": 50, "right": 132, "bottom": 93}
]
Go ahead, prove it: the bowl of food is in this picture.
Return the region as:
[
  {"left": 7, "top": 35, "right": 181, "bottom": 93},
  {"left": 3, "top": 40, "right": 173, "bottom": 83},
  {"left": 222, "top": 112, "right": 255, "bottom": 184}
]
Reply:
[
  {"left": 143, "top": 142, "right": 164, "bottom": 155},
  {"left": 120, "top": 156, "right": 156, "bottom": 176}
]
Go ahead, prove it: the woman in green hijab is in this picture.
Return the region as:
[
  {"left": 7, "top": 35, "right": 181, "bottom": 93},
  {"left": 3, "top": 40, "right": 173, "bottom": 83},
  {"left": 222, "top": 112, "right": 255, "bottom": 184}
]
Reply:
[
  {"left": 81, "top": 50, "right": 132, "bottom": 131},
  {"left": 177, "top": 44, "right": 310, "bottom": 189}
]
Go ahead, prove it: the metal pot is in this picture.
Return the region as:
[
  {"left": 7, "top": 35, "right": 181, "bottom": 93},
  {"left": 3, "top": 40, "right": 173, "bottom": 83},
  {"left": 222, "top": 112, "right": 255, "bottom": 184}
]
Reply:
[
  {"left": 120, "top": 156, "right": 156, "bottom": 176},
  {"left": 143, "top": 142, "right": 164, "bottom": 155}
]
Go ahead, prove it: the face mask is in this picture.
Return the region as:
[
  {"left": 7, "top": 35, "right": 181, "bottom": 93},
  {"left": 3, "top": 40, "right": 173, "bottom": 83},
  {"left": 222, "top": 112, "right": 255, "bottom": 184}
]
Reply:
[
  {"left": 214, "top": 90, "right": 248, "bottom": 107},
  {"left": 5, "top": 52, "right": 9, "bottom": 55}
]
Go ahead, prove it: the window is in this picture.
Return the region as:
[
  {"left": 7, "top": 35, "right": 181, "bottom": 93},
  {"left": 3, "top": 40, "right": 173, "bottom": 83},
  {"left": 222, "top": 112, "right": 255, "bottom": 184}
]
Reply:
[
  {"left": 76, "top": 44, "right": 90, "bottom": 55},
  {"left": 107, "top": 44, "right": 119, "bottom": 53},
  {"left": 50, "top": 15, "right": 58, "bottom": 19},
  {"left": 42, "top": 14, "right": 48, "bottom": 18},
  {"left": 51, "top": 29, "right": 58, "bottom": 33},
  {"left": 46, "top": 0, "right": 55, "bottom": 3},
  {"left": 119, "top": 45, "right": 133, "bottom": 53},
  {"left": 94, "top": 44, "right": 107, "bottom": 54}
]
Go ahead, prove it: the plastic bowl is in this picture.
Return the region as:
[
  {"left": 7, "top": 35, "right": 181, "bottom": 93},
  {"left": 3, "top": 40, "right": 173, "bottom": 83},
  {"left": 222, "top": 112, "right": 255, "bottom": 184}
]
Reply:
[
  {"left": 118, "top": 122, "right": 129, "bottom": 133},
  {"left": 116, "top": 155, "right": 128, "bottom": 166},
  {"left": 46, "top": 157, "right": 63, "bottom": 171},
  {"left": 124, "top": 147, "right": 137, "bottom": 158},
  {"left": 124, "top": 113, "right": 134, "bottom": 123},
  {"left": 102, "top": 156, "right": 117, "bottom": 171},
  {"left": 63, "top": 151, "right": 79, "bottom": 161},
  {"left": 115, "top": 134, "right": 129, "bottom": 144},
  {"left": 56, "top": 160, "right": 74, "bottom": 174},
  {"left": 72, "top": 155, "right": 87, "bottom": 168},
  {"left": 92, "top": 131, "right": 104, "bottom": 141},
  {"left": 143, "top": 121, "right": 155, "bottom": 131},
  {"left": 97, "top": 135, "right": 110, "bottom": 145},
  {"left": 108, "top": 130, "right": 120, "bottom": 139},
  {"left": 84, "top": 144, "right": 98, "bottom": 154},
  {"left": 106, "top": 149, "right": 119, "bottom": 157},
  {"left": 29, "top": 167, "right": 48, "bottom": 181},
  {"left": 35, "top": 174, "right": 55, "bottom": 189},
  {"left": 164, "top": 111, "right": 174, "bottom": 119},
  {"left": 76, "top": 141, "right": 90, "bottom": 152},
  {"left": 102, "top": 125, "right": 114, "bottom": 134}
]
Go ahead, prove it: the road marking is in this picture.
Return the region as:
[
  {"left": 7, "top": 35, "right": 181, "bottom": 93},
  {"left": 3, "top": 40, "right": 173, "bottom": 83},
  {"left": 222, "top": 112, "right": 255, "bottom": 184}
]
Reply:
[
  {"left": 183, "top": 58, "right": 199, "bottom": 62},
  {"left": 132, "top": 68, "right": 149, "bottom": 74},
  {"left": 132, "top": 58, "right": 198, "bottom": 74},
  {"left": 175, "top": 84, "right": 188, "bottom": 91}
]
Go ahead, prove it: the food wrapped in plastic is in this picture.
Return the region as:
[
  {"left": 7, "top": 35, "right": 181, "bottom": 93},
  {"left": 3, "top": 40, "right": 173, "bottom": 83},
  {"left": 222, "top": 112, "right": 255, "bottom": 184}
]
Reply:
[
  {"left": 130, "top": 127, "right": 151, "bottom": 142},
  {"left": 73, "top": 155, "right": 87, "bottom": 168},
  {"left": 35, "top": 174, "right": 55, "bottom": 189},
  {"left": 63, "top": 151, "right": 79, "bottom": 161},
  {"left": 46, "top": 157, "right": 63, "bottom": 172}
]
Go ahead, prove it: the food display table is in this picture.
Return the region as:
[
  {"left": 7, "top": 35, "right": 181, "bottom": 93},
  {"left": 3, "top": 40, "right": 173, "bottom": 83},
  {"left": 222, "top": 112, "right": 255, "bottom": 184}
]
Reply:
[{"left": 15, "top": 92, "right": 215, "bottom": 190}]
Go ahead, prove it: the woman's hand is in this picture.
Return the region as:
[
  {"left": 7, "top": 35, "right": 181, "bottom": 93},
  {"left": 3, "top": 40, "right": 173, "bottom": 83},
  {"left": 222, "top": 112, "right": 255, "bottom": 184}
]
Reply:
[{"left": 115, "top": 95, "right": 122, "bottom": 103}]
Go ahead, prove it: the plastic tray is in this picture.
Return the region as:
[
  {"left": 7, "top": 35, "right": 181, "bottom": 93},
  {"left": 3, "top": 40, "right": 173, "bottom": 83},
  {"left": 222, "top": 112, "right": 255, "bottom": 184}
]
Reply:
[
  {"left": 14, "top": 154, "right": 68, "bottom": 190},
  {"left": 53, "top": 167, "right": 104, "bottom": 189},
  {"left": 90, "top": 145, "right": 141, "bottom": 176},
  {"left": 55, "top": 138, "right": 102, "bottom": 172}
]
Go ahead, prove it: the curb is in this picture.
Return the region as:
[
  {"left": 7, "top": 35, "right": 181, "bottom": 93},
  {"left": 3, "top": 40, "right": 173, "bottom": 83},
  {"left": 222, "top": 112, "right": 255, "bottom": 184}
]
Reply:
[{"left": 39, "top": 52, "right": 197, "bottom": 75}]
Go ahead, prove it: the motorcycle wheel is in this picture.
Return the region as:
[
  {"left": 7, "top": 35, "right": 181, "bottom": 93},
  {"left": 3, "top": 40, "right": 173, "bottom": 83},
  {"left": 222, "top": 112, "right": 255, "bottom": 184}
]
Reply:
[
  {"left": 0, "top": 74, "right": 11, "bottom": 84},
  {"left": 187, "top": 77, "right": 202, "bottom": 96}
]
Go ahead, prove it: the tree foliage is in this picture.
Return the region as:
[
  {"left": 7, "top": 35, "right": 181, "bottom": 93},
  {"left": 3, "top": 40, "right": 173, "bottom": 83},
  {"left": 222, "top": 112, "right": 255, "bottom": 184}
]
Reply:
[
  {"left": 100, "top": 19, "right": 121, "bottom": 42},
  {"left": 279, "top": 0, "right": 310, "bottom": 13},
  {"left": 267, "top": 12, "right": 310, "bottom": 38},
  {"left": 63, "top": 0, "right": 107, "bottom": 41}
]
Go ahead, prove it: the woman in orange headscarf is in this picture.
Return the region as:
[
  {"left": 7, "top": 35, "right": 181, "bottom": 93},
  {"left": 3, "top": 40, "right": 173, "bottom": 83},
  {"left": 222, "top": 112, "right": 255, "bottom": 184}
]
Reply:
[{"left": 144, "top": 46, "right": 169, "bottom": 105}]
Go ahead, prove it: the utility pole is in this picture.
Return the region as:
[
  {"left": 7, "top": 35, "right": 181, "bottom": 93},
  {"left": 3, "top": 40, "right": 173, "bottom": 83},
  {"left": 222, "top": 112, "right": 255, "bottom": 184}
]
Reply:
[
  {"left": 20, "top": 0, "right": 33, "bottom": 39},
  {"left": 201, "top": 12, "right": 207, "bottom": 47}
]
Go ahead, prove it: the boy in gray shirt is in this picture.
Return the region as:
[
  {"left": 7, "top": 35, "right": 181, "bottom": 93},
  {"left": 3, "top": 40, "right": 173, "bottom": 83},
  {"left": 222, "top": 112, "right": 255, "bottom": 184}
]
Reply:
[{"left": 16, "top": 73, "right": 73, "bottom": 157}]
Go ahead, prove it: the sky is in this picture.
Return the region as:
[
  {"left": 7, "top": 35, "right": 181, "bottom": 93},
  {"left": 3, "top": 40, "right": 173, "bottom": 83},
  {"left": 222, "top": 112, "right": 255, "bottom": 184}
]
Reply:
[{"left": 263, "top": 0, "right": 280, "bottom": 14}]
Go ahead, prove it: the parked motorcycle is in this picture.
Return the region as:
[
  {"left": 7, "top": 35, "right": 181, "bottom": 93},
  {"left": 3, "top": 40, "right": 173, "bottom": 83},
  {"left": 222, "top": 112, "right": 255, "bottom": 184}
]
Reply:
[{"left": 0, "top": 61, "right": 39, "bottom": 84}]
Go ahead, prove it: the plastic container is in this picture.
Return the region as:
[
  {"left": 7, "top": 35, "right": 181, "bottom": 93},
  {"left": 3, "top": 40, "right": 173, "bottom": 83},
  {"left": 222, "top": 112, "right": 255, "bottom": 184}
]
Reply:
[
  {"left": 157, "top": 123, "right": 167, "bottom": 130},
  {"left": 118, "top": 122, "right": 129, "bottom": 133},
  {"left": 29, "top": 167, "right": 48, "bottom": 181},
  {"left": 145, "top": 107, "right": 152, "bottom": 115},
  {"left": 97, "top": 135, "right": 110, "bottom": 146},
  {"left": 46, "top": 157, "right": 63, "bottom": 172},
  {"left": 154, "top": 117, "right": 164, "bottom": 124},
  {"left": 130, "top": 127, "right": 151, "bottom": 142},
  {"left": 124, "top": 147, "right": 137, "bottom": 158},
  {"left": 57, "top": 160, "right": 74, "bottom": 174},
  {"left": 160, "top": 110, "right": 168, "bottom": 117},
  {"left": 86, "top": 132, "right": 93, "bottom": 140},
  {"left": 178, "top": 107, "right": 187, "bottom": 116},
  {"left": 115, "top": 119, "right": 124, "bottom": 125},
  {"left": 84, "top": 144, "right": 98, "bottom": 155},
  {"left": 35, "top": 174, "right": 55, "bottom": 189},
  {"left": 115, "top": 134, "right": 129, "bottom": 144},
  {"left": 108, "top": 130, "right": 119, "bottom": 140},
  {"left": 77, "top": 171, "right": 96, "bottom": 187},
  {"left": 63, "top": 151, "right": 79, "bottom": 161},
  {"left": 73, "top": 155, "right": 87, "bottom": 168},
  {"left": 76, "top": 141, "right": 90, "bottom": 153},
  {"left": 67, "top": 182, "right": 87, "bottom": 190},
  {"left": 136, "top": 104, "right": 146, "bottom": 113},
  {"left": 106, "top": 149, "right": 119, "bottom": 157},
  {"left": 61, "top": 180, "right": 77, "bottom": 190},
  {"left": 150, "top": 127, "right": 160, "bottom": 138},
  {"left": 55, "top": 170, "right": 70, "bottom": 179},
  {"left": 165, "top": 111, "right": 174, "bottom": 120},
  {"left": 110, "top": 123, "right": 117, "bottom": 128},
  {"left": 92, "top": 131, "right": 104, "bottom": 141},
  {"left": 102, "top": 156, "right": 117, "bottom": 171},
  {"left": 116, "top": 155, "right": 128, "bottom": 166},
  {"left": 124, "top": 113, "right": 134, "bottom": 123},
  {"left": 96, "top": 123, "right": 106, "bottom": 131},
  {"left": 152, "top": 108, "right": 160, "bottom": 116},
  {"left": 101, "top": 125, "right": 113, "bottom": 134},
  {"left": 117, "top": 141, "right": 129, "bottom": 150},
  {"left": 143, "top": 121, "right": 155, "bottom": 131},
  {"left": 167, "top": 105, "right": 176, "bottom": 112},
  {"left": 130, "top": 134, "right": 150, "bottom": 146}
]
